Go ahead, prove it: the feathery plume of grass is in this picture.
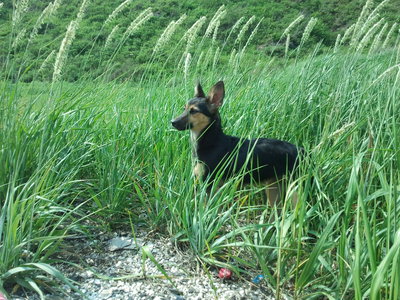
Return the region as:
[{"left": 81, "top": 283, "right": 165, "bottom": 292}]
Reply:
[
  {"left": 53, "top": 21, "right": 78, "bottom": 82},
  {"left": 12, "top": 0, "right": 30, "bottom": 29},
  {"left": 351, "top": 0, "right": 373, "bottom": 44},
  {"left": 0, "top": 3, "right": 3, "bottom": 10},
  {"left": 184, "top": 52, "right": 191, "bottom": 80},
  {"left": 51, "top": 0, "right": 62, "bottom": 13},
  {"left": 29, "top": 1, "right": 59, "bottom": 43},
  {"left": 365, "top": 0, "right": 390, "bottom": 23},
  {"left": 225, "top": 17, "right": 244, "bottom": 43},
  {"left": 183, "top": 16, "right": 207, "bottom": 54},
  {"left": 212, "top": 46, "right": 220, "bottom": 68},
  {"left": 104, "top": 25, "right": 119, "bottom": 49},
  {"left": 39, "top": 50, "right": 55, "bottom": 73},
  {"left": 228, "top": 48, "right": 237, "bottom": 66},
  {"left": 195, "top": 51, "right": 204, "bottom": 70},
  {"left": 12, "top": 28, "right": 26, "bottom": 49},
  {"left": 53, "top": 0, "right": 90, "bottom": 82},
  {"left": 300, "top": 17, "right": 318, "bottom": 46},
  {"left": 285, "top": 33, "right": 291, "bottom": 58},
  {"left": 153, "top": 14, "right": 187, "bottom": 55},
  {"left": 397, "top": 30, "right": 400, "bottom": 63},
  {"left": 241, "top": 18, "right": 263, "bottom": 56},
  {"left": 340, "top": 24, "right": 355, "bottom": 45},
  {"left": 369, "top": 22, "right": 388, "bottom": 54},
  {"left": 202, "top": 47, "right": 213, "bottom": 69},
  {"left": 354, "top": 13, "right": 379, "bottom": 45},
  {"left": 212, "top": 20, "right": 220, "bottom": 43},
  {"left": 352, "top": 0, "right": 390, "bottom": 47},
  {"left": 122, "top": 8, "right": 153, "bottom": 40},
  {"left": 234, "top": 16, "right": 255, "bottom": 45},
  {"left": 334, "top": 34, "right": 341, "bottom": 53},
  {"left": 204, "top": 5, "right": 226, "bottom": 39},
  {"left": 76, "top": 0, "right": 90, "bottom": 23},
  {"left": 382, "top": 23, "right": 398, "bottom": 48},
  {"left": 283, "top": 15, "right": 304, "bottom": 37},
  {"left": 104, "top": 0, "right": 132, "bottom": 27},
  {"left": 356, "top": 18, "right": 385, "bottom": 52}
]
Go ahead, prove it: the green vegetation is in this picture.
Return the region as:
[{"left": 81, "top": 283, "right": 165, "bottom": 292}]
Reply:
[
  {"left": 1, "top": 0, "right": 400, "bottom": 299},
  {"left": 0, "top": 0, "right": 399, "bottom": 81}
]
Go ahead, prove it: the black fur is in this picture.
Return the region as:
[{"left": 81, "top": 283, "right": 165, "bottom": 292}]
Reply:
[{"left": 172, "top": 81, "right": 301, "bottom": 184}]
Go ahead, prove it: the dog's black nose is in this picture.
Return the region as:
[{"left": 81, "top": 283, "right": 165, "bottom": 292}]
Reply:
[
  {"left": 171, "top": 118, "right": 186, "bottom": 130},
  {"left": 171, "top": 119, "right": 182, "bottom": 130}
]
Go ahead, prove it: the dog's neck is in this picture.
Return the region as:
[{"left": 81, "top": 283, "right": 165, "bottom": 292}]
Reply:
[{"left": 190, "top": 116, "right": 225, "bottom": 158}]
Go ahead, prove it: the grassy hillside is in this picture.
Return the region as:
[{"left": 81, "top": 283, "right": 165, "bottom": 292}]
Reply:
[
  {"left": 0, "top": 0, "right": 399, "bottom": 81},
  {"left": 1, "top": 0, "right": 400, "bottom": 299}
]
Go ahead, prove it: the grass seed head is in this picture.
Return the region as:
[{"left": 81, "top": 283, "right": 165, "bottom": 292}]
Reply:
[
  {"left": 285, "top": 33, "right": 291, "bottom": 57},
  {"left": 104, "top": 0, "right": 132, "bottom": 27},
  {"left": 212, "top": 20, "right": 220, "bottom": 43},
  {"left": 204, "top": 5, "right": 226, "bottom": 39},
  {"left": 29, "top": 1, "right": 56, "bottom": 43},
  {"left": 341, "top": 24, "right": 355, "bottom": 45},
  {"left": 123, "top": 8, "right": 153, "bottom": 39},
  {"left": 228, "top": 48, "right": 237, "bottom": 66},
  {"left": 153, "top": 14, "right": 187, "bottom": 55},
  {"left": 53, "top": 20, "right": 78, "bottom": 82},
  {"left": 52, "top": 0, "right": 90, "bottom": 82},
  {"left": 300, "top": 17, "right": 318, "bottom": 46},
  {"left": 183, "top": 16, "right": 207, "bottom": 54},
  {"left": 212, "top": 46, "right": 220, "bottom": 68},
  {"left": 283, "top": 14, "right": 304, "bottom": 37},
  {"left": 356, "top": 18, "right": 385, "bottom": 52},
  {"left": 104, "top": 25, "right": 119, "bottom": 49},
  {"left": 235, "top": 15, "right": 255, "bottom": 45},
  {"left": 369, "top": 22, "right": 388, "bottom": 53},
  {"left": 51, "top": 0, "right": 62, "bottom": 14},
  {"left": 184, "top": 52, "right": 191, "bottom": 79},
  {"left": 12, "top": 28, "right": 26, "bottom": 49},
  {"left": 76, "top": 0, "right": 90, "bottom": 23},
  {"left": 12, "top": 0, "right": 30, "bottom": 29},
  {"left": 382, "top": 22, "right": 398, "bottom": 48},
  {"left": 351, "top": 0, "right": 373, "bottom": 43},
  {"left": 39, "top": 50, "right": 56, "bottom": 74},
  {"left": 334, "top": 34, "right": 341, "bottom": 52},
  {"left": 241, "top": 18, "right": 263, "bottom": 56},
  {"left": 351, "top": 0, "right": 390, "bottom": 47}
]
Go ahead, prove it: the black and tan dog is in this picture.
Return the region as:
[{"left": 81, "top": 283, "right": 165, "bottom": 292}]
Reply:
[{"left": 171, "top": 81, "right": 302, "bottom": 204}]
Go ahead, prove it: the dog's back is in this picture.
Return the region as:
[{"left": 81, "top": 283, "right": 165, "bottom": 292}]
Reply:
[
  {"left": 197, "top": 134, "right": 300, "bottom": 183},
  {"left": 171, "top": 81, "right": 303, "bottom": 198}
]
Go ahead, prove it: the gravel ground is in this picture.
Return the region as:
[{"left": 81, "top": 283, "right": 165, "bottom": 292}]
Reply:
[{"left": 11, "top": 229, "right": 280, "bottom": 300}]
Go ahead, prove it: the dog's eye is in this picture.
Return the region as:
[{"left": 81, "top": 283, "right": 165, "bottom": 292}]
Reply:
[{"left": 189, "top": 108, "right": 198, "bottom": 114}]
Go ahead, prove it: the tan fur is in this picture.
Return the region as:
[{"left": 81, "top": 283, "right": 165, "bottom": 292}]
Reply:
[
  {"left": 265, "top": 178, "right": 298, "bottom": 207},
  {"left": 265, "top": 179, "right": 282, "bottom": 206},
  {"left": 193, "top": 162, "right": 205, "bottom": 179},
  {"left": 188, "top": 105, "right": 210, "bottom": 137}
]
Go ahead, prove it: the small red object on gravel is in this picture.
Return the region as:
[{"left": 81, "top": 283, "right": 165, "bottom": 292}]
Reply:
[{"left": 218, "top": 268, "right": 232, "bottom": 279}]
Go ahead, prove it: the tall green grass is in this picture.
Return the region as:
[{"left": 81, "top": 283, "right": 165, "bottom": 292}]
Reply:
[{"left": 1, "top": 0, "right": 400, "bottom": 299}]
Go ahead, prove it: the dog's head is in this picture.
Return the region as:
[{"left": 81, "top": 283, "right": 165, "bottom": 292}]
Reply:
[{"left": 171, "top": 81, "right": 225, "bottom": 135}]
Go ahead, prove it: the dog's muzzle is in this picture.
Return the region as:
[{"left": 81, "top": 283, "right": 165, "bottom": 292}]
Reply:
[{"left": 171, "top": 114, "right": 190, "bottom": 131}]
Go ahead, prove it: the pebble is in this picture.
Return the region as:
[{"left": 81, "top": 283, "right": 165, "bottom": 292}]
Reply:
[{"left": 10, "top": 230, "right": 279, "bottom": 300}]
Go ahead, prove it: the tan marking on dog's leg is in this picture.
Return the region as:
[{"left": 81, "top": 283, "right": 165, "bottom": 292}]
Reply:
[
  {"left": 291, "top": 191, "right": 299, "bottom": 207},
  {"left": 265, "top": 179, "right": 281, "bottom": 206},
  {"left": 193, "top": 162, "right": 205, "bottom": 180}
]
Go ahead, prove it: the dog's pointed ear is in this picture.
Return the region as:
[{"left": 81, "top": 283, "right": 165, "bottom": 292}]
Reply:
[
  {"left": 194, "top": 82, "right": 205, "bottom": 98},
  {"left": 207, "top": 81, "right": 225, "bottom": 110}
]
